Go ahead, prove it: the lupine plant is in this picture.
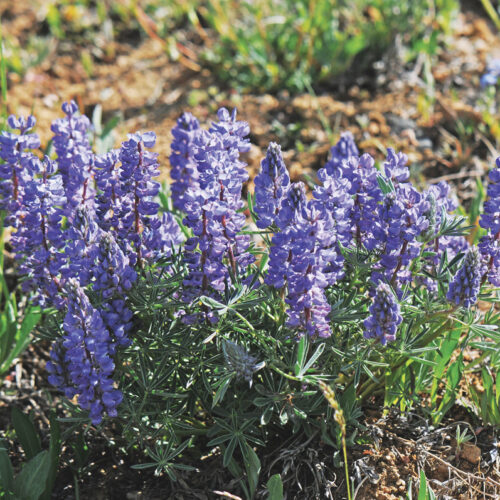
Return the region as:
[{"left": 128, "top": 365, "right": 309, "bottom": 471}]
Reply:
[{"left": 2, "top": 102, "right": 500, "bottom": 495}]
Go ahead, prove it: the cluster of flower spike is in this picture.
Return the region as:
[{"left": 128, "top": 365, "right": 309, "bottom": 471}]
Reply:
[
  {"left": 2, "top": 104, "right": 498, "bottom": 424},
  {"left": 254, "top": 131, "right": 474, "bottom": 339},
  {"left": 0, "top": 103, "right": 183, "bottom": 424}
]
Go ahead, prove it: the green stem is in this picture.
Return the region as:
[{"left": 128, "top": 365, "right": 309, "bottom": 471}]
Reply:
[
  {"left": 270, "top": 364, "right": 304, "bottom": 384},
  {"left": 358, "top": 316, "right": 458, "bottom": 402},
  {"left": 73, "top": 472, "right": 80, "bottom": 500},
  {"left": 342, "top": 435, "right": 352, "bottom": 500}
]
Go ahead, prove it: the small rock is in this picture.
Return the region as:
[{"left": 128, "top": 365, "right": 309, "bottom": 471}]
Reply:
[
  {"left": 417, "top": 138, "right": 433, "bottom": 150},
  {"left": 458, "top": 443, "right": 481, "bottom": 464},
  {"left": 368, "top": 122, "right": 380, "bottom": 136}
]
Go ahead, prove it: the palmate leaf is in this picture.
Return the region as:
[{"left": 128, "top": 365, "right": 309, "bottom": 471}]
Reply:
[{"left": 437, "top": 210, "right": 469, "bottom": 239}]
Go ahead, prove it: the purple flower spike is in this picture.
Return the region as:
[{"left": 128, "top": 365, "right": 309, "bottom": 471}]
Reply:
[
  {"left": 371, "top": 172, "right": 430, "bottom": 294},
  {"left": 0, "top": 114, "right": 40, "bottom": 226},
  {"left": 170, "top": 112, "right": 201, "bottom": 212},
  {"left": 479, "top": 158, "right": 500, "bottom": 286},
  {"left": 94, "top": 149, "right": 121, "bottom": 231},
  {"left": 118, "top": 132, "right": 160, "bottom": 266},
  {"left": 283, "top": 201, "right": 345, "bottom": 338},
  {"left": 364, "top": 283, "right": 402, "bottom": 345},
  {"left": 181, "top": 109, "right": 254, "bottom": 320},
  {"left": 93, "top": 234, "right": 136, "bottom": 348},
  {"left": 50, "top": 101, "right": 94, "bottom": 212},
  {"left": 266, "top": 182, "right": 307, "bottom": 289},
  {"left": 447, "top": 247, "right": 482, "bottom": 309},
  {"left": 384, "top": 148, "right": 410, "bottom": 184},
  {"left": 253, "top": 142, "right": 290, "bottom": 229},
  {"left": 62, "top": 207, "right": 102, "bottom": 286},
  {"left": 13, "top": 156, "right": 66, "bottom": 308},
  {"left": 57, "top": 281, "right": 122, "bottom": 425},
  {"left": 209, "top": 107, "right": 250, "bottom": 158},
  {"left": 320, "top": 131, "right": 358, "bottom": 179}
]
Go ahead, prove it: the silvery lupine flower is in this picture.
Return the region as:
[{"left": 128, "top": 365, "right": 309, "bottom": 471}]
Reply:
[
  {"left": 364, "top": 283, "right": 402, "bottom": 345},
  {"left": 47, "top": 280, "right": 122, "bottom": 425},
  {"left": 46, "top": 340, "right": 75, "bottom": 399},
  {"left": 266, "top": 182, "right": 307, "bottom": 289},
  {"left": 479, "top": 159, "right": 500, "bottom": 286},
  {"left": 92, "top": 233, "right": 136, "bottom": 348},
  {"left": 181, "top": 109, "right": 254, "bottom": 322},
  {"left": 274, "top": 181, "right": 307, "bottom": 230},
  {"left": 481, "top": 59, "right": 500, "bottom": 87},
  {"left": 169, "top": 112, "right": 201, "bottom": 212},
  {"left": 267, "top": 183, "right": 348, "bottom": 338},
  {"left": 284, "top": 200, "right": 346, "bottom": 338},
  {"left": 447, "top": 247, "right": 482, "bottom": 308},
  {"left": 118, "top": 131, "right": 160, "bottom": 266},
  {"left": 142, "top": 212, "right": 185, "bottom": 261},
  {"left": 0, "top": 115, "right": 40, "bottom": 227},
  {"left": 371, "top": 152, "right": 430, "bottom": 294},
  {"left": 13, "top": 157, "right": 66, "bottom": 308},
  {"left": 320, "top": 131, "right": 359, "bottom": 179},
  {"left": 223, "top": 339, "right": 265, "bottom": 386},
  {"left": 383, "top": 148, "right": 410, "bottom": 185},
  {"left": 316, "top": 153, "right": 381, "bottom": 248},
  {"left": 419, "top": 182, "right": 468, "bottom": 292},
  {"left": 50, "top": 101, "right": 95, "bottom": 212},
  {"left": 253, "top": 142, "right": 290, "bottom": 229},
  {"left": 94, "top": 149, "right": 122, "bottom": 231},
  {"left": 208, "top": 107, "right": 250, "bottom": 161},
  {"left": 61, "top": 207, "right": 102, "bottom": 286}
]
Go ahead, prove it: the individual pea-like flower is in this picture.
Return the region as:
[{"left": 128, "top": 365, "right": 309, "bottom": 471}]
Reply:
[
  {"left": 49, "top": 280, "right": 122, "bottom": 425},
  {"left": 223, "top": 339, "right": 265, "bottom": 386},
  {"left": 447, "top": 247, "right": 482, "bottom": 308},
  {"left": 479, "top": 159, "right": 500, "bottom": 286},
  {"left": 169, "top": 112, "right": 201, "bottom": 212},
  {"left": 253, "top": 142, "right": 290, "bottom": 229},
  {"left": 320, "top": 131, "right": 358, "bottom": 179},
  {"left": 0, "top": 114, "right": 40, "bottom": 226},
  {"left": 364, "top": 283, "right": 402, "bottom": 345},
  {"left": 50, "top": 101, "right": 94, "bottom": 212},
  {"left": 383, "top": 148, "right": 410, "bottom": 184}
]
